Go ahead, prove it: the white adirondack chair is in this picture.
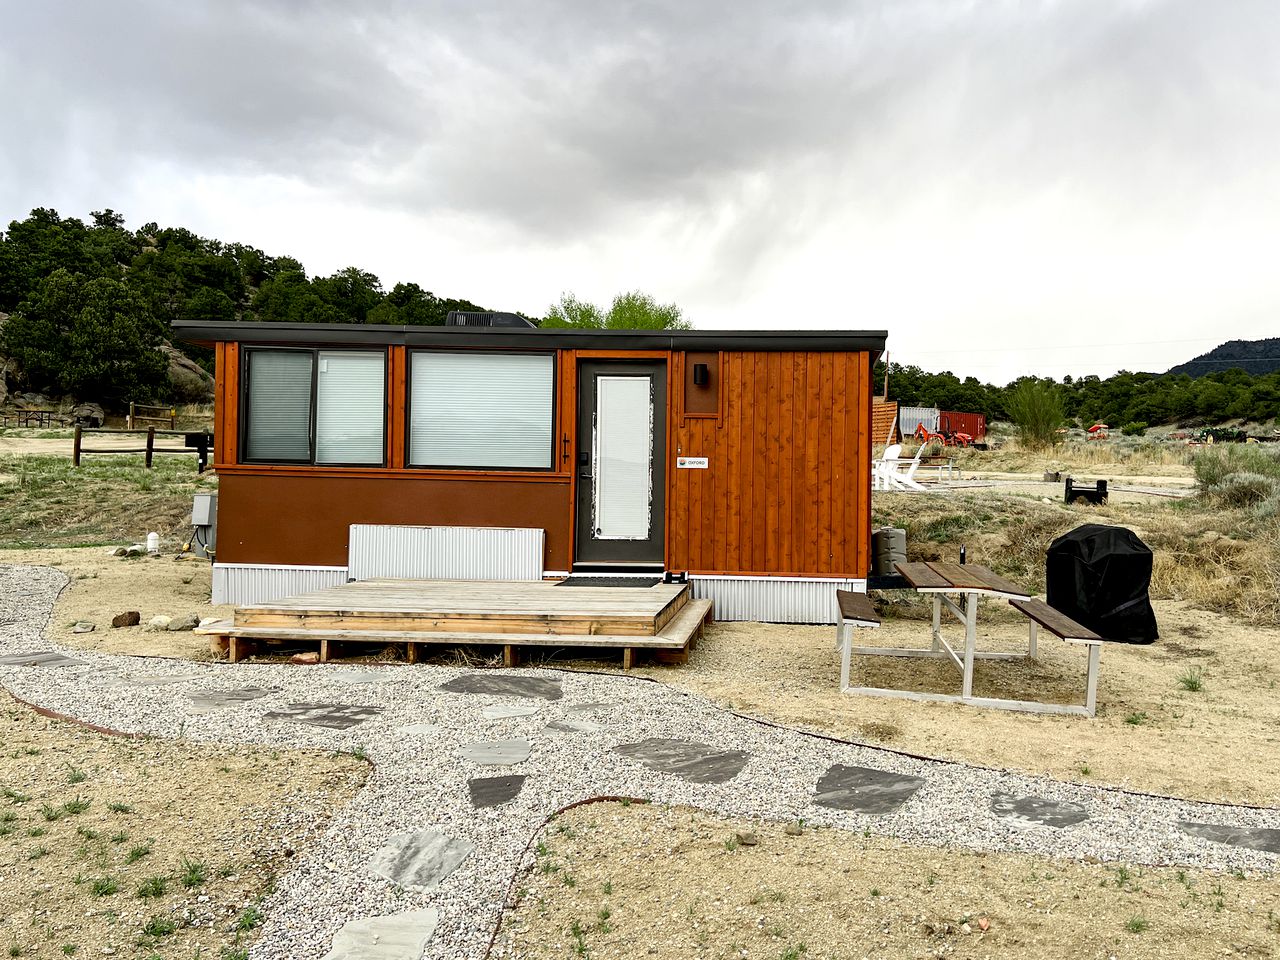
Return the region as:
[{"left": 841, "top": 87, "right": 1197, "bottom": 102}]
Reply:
[{"left": 875, "top": 443, "right": 926, "bottom": 491}]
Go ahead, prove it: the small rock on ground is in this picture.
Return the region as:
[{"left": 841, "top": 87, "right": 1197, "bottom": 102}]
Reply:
[{"left": 111, "top": 611, "right": 141, "bottom": 628}]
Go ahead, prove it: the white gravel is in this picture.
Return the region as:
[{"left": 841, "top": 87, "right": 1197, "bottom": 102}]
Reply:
[{"left": 1, "top": 562, "right": 1277, "bottom": 960}]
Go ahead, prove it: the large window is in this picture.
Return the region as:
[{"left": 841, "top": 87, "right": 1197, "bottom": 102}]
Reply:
[
  {"left": 409, "top": 351, "right": 555, "bottom": 469},
  {"left": 243, "top": 348, "right": 386, "bottom": 465}
]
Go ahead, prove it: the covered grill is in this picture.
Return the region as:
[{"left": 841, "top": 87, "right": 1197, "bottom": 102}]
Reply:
[{"left": 1046, "top": 524, "right": 1158, "bottom": 644}]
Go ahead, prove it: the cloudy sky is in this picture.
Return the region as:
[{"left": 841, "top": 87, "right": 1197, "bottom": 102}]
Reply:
[{"left": 2, "top": 0, "right": 1277, "bottom": 383}]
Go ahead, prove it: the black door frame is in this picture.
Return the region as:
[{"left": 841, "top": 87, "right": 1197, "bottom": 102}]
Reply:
[{"left": 574, "top": 360, "right": 667, "bottom": 566}]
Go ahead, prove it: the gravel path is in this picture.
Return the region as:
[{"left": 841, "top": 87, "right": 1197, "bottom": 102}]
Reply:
[{"left": 2, "top": 563, "right": 1277, "bottom": 960}]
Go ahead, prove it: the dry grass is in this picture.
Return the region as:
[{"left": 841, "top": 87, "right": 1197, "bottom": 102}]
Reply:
[
  {"left": 497, "top": 802, "right": 1280, "bottom": 960},
  {"left": 0, "top": 454, "right": 215, "bottom": 549},
  {"left": 0, "top": 693, "right": 367, "bottom": 959}
]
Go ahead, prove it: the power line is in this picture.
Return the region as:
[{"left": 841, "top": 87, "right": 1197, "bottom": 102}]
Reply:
[{"left": 904, "top": 336, "right": 1224, "bottom": 356}]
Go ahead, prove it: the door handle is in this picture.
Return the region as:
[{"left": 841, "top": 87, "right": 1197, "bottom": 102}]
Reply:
[{"left": 578, "top": 451, "right": 591, "bottom": 479}]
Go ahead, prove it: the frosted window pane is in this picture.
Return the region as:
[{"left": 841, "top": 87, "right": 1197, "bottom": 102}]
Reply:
[
  {"left": 594, "top": 376, "right": 652, "bottom": 539},
  {"left": 245, "top": 351, "right": 311, "bottom": 461},
  {"left": 316, "top": 352, "right": 385, "bottom": 464},
  {"left": 409, "top": 352, "right": 554, "bottom": 468}
]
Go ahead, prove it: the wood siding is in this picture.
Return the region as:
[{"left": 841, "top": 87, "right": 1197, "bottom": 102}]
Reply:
[{"left": 668, "top": 350, "right": 872, "bottom": 579}]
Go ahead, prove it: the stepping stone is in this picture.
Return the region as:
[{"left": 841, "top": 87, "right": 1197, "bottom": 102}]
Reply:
[
  {"left": 0, "top": 651, "right": 86, "bottom": 668},
  {"left": 545, "top": 717, "right": 602, "bottom": 735},
  {"left": 468, "top": 774, "right": 526, "bottom": 808},
  {"left": 367, "top": 830, "right": 473, "bottom": 890},
  {"left": 482, "top": 704, "right": 539, "bottom": 720},
  {"left": 331, "top": 670, "right": 389, "bottom": 685},
  {"left": 459, "top": 740, "right": 532, "bottom": 766},
  {"left": 186, "top": 687, "right": 278, "bottom": 714},
  {"left": 813, "top": 764, "right": 925, "bottom": 815},
  {"left": 991, "top": 793, "right": 1089, "bottom": 829},
  {"left": 263, "top": 703, "right": 385, "bottom": 729},
  {"left": 399, "top": 723, "right": 441, "bottom": 737},
  {"left": 614, "top": 738, "right": 749, "bottom": 784},
  {"left": 321, "top": 908, "right": 439, "bottom": 960},
  {"left": 438, "top": 674, "right": 563, "bottom": 701},
  {"left": 1178, "top": 822, "right": 1280, "bottom": 854}
]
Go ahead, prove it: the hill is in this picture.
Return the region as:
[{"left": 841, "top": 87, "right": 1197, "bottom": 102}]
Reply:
[{"left": 1168, "top": 339, "right": 1280, "bottom": 378}]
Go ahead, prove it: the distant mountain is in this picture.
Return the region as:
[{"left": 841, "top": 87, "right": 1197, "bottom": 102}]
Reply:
[{"left": 1168, "top": 338, "right": 1280, "bottom": 378}]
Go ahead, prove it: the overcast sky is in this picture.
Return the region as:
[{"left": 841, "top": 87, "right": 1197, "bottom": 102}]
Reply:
[{"left": 2, "top": 0, "right": 1277, "bottom": 383}]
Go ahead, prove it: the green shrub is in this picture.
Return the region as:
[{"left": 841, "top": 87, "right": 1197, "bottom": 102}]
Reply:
[
  {"left": 1213, "top": 472, "right": 1280, "bottom": 508},
  {"left": 1004, "top": 379, "right": 1065, "bottom": 450},
  {"left": 1120, "top": 421, "right": 1148, "bottom": 436}
]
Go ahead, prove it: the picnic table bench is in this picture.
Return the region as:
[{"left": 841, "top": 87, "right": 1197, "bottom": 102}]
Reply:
[{"left": 835, "top": 561, "right": 1105, "bottom": 716}]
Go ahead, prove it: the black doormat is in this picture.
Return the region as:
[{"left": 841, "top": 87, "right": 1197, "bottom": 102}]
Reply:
[{"left": 557, "top": 576, "right": 664, "bottom": 588}]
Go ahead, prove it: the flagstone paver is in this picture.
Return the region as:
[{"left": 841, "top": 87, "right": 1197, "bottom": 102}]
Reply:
[
  {"left": 469, "top": 775, "right": 527, "bottom": 808},
  {"left": 614, "top": 737, "right": 750, "bottom": 784},
  {"left": 439, "top": 674, "right": 563, "bottom": 700},
  {"left": 263, "top": 702, "right": 386, "bottom": 729},
  {"left": 459, "top": 739, "right": 533, "bottom": 765},
  {"left": 813, "top": 764, "right": 925, "bottom": 814},
  {"left": 367, "top": 830, "right": 474, "bottom": 890},
  {"left": 991, "top": 793, "right": 1090, "bottom": 829},
  {"left": 1179, "top": 822, "right": 1280, "bottom": 854},
  {"left": 320, "top": 909, "right": 439, "bottom": 960}
]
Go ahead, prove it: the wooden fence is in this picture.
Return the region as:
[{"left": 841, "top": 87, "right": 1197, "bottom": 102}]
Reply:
[
  {"left": 126, "top": 402, "right": 177, "bottom": 430},
  {"left": 73, "top": 426, "right": 214, "bottom": 472}
]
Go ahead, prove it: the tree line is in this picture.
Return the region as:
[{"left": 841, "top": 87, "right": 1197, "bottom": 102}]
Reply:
[{"left": 878, "top": 361, "right": 1280, "bottom": 432}]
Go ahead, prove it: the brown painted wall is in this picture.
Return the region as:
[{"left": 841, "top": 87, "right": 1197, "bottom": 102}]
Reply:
[
  {"left": 216, "top": 473, "right": 573, "bottom": 569},
  {"left": 667, "top": 350, "right": 872, "bottom": 578}
]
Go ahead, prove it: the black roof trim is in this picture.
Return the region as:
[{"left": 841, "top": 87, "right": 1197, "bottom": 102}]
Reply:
[{"left": 171, "top": 320, "right": 887, "bottom": 356}]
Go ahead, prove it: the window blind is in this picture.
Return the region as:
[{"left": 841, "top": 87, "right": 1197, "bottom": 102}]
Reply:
[
  {"left": 315, "top": 351, "right": 385, "bottom": 464},
  {"left": 409, "top": 352, "right": 554, "bottom": 468},
  {"left": 593, "top": 375, "right": 653, "bottom": 539},
  {"left": 245, "top": 350, "right": 312, "bottom": 462}
]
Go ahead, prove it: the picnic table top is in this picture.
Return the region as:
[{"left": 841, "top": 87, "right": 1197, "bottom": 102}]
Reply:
[{"left": 893, "top": 561, "right": 1030, "bottom": 599}]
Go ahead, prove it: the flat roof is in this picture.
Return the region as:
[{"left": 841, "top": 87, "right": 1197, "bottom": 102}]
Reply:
[{"left": 171, "top": 320, "right": 887, "bottom": 356}]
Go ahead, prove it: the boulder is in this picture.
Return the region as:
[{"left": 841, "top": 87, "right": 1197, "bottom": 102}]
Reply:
[
  {"left": 160, "top": 342, "right": 214, "bottom": 403},
  {"left": 166, "top": 613, "right": 200, "bottom": 632},
  {"left": 145, "top": 615, "right": 172, "bottom": 631},
  {"left": 290, "top": 652, "right": 321, "bottom": 665},
  {"left": 71, "top": 403, "right": 105, "bottom": 427},
  {"left": 111, "top": 611, "right": 141, "bottom": 628}
]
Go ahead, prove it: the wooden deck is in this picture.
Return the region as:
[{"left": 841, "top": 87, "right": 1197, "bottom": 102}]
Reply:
[{"left": 198, "top": 578, "right": 713, "bottom": 669}]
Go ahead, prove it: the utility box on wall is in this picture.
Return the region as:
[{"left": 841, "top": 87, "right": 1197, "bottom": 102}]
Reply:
[{"left": 191, "top": 493, "right": 217, "bottom": 558}]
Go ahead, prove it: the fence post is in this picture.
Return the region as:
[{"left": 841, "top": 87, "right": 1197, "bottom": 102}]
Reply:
[
  {"left": 169, "top": 408, "right": 176, "bottom": 429},
  {"left": 128, "top": 402, "right": 135, "bottom": 430},
  {"left": 145, "top": 426, "right": 155, "bottom": 469},
  {"left": 73, "top": 425, "right": 82, "bottom": 467}
]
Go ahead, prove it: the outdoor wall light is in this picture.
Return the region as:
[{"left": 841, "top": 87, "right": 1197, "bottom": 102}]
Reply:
[{"left": 693, "top": 363, "right": 710, "bottom": 386}]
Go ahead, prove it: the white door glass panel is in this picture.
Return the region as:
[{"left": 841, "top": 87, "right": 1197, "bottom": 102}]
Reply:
[
  {"left": 409, "top": 352, "right": 554, "bottom": 468},
  {"left": 245, "top": 351, "right": 312, "bottom": 461},
  {"left": 593, "top": 376, "right": 653, "bottom": 539},
  {"left": 315, "top": 351, "right": 385, "bottom": 464}
]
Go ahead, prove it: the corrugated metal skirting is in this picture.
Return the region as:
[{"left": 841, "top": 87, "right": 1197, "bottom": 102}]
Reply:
[
  {"left": 348, "top": 525, "right": 544, "bottom": 581},
  {"left": 897, "top": 405, "right": 939, "bottom": 437},
  {"left": 212, "top": 564, "right": 349, "bottom": 605},
  {"left": 690, "top": 576, "right": 868, "bottom": 624}
]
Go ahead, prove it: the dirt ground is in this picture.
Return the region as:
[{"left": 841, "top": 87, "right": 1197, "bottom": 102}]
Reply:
[
  {"left": 629, "top": 600, "right": 1280, "bottom": 806},
  {"left": 496, "top": 801, "right": 1280, "bottom": 960},
  {"left": 1, "top": 547, "right": 230, "bottom": 660},
  {"left": 0, "top": 693, "right": 367, "bottom": 959}
]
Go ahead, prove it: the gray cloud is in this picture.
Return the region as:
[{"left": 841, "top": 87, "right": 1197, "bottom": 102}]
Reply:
[{"left": 2, "top": 0, "right": 1278, "bottom": 285}]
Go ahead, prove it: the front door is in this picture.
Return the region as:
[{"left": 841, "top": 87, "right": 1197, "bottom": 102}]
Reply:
[{"left": 574, "top": 361, "right": 667, "bottom": 565}]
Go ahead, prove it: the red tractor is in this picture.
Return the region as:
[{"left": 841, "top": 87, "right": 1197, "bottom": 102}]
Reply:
[{"left": 914, "top": 422, "right": 974, "bottom": 448}]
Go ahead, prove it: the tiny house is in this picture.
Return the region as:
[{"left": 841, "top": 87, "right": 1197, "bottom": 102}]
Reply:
[{"left": 175, "top": 318, "right": 887, "bottom": 623}]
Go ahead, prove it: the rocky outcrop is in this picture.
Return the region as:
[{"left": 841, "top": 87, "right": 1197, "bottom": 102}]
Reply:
[{"left": 161, "top": 342, "right": 215, "bottom": 403}]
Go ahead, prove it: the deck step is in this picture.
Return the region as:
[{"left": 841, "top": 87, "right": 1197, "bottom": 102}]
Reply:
[{"left": 206, "top": 625, "right": 699, "bottom": 650}]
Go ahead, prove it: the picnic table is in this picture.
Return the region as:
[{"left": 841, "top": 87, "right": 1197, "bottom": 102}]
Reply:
[{"left": 836, "top": 560, "right": 1104, "bottom": 716}]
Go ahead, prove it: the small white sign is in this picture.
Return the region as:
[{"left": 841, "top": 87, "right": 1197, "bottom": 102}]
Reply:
[{"left": 677, "top": 456, "right": 709, "bottom": 469}]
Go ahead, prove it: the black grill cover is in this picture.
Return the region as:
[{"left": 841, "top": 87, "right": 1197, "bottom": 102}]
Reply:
[{"left": 1046, "top": 524, "right": 1159, "bottom": 644}]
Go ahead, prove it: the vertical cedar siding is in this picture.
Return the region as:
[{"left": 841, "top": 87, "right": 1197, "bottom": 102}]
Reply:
[{"left": 667, "top": 349, "right": 871, "bottom": 579}]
